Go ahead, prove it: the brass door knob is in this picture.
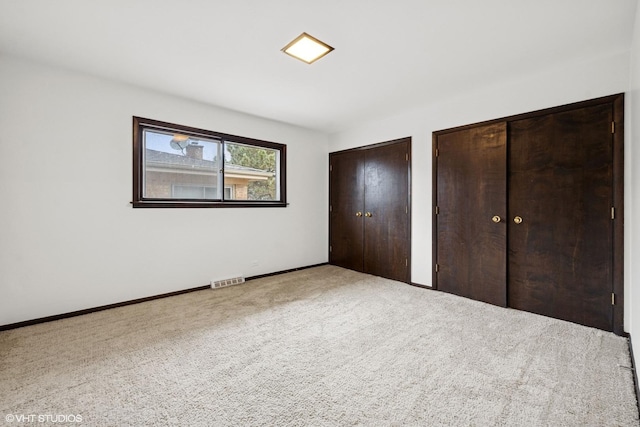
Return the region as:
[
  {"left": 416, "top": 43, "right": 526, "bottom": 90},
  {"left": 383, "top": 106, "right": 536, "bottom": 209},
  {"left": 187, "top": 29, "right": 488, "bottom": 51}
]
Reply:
[
  {"left": 492, "top": 215, "right": 501, "bottom": 223},
  {"left": 355, "top": 212, "right": 363, "bottom": 217},
  {"left": 513, "top": 216, "right": 523, "bottom": 224},
  {"left": 365, "top": 212, "right": 373, "bottom": 217}
]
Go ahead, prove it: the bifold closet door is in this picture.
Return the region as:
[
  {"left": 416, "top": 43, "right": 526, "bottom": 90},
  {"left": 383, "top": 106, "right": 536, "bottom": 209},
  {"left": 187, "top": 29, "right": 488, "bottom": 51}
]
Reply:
[
  {"left": 508, "top": 104, "right": 614, "bottom": 330},
  {"left": 329, "top": 150, "right": 365, "bottom": 272},
  {"left": 363, "top": 141, "right": 410, "bottom": 282},
  {"left": 330, "top": 139, "right": 411, "bottom": 283},
  {"left": 435, "top": 123, "right": 507, "bottom": 306}
]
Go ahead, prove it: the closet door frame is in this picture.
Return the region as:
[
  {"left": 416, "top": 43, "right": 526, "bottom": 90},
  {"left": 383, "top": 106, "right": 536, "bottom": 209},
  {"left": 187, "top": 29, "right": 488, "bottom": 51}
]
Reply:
[
  {"left": 432, "top": 93, "right": 624, "bottom": 335},
  {"left": 329, "top": 137, "right": 412, "bottom": 283}
]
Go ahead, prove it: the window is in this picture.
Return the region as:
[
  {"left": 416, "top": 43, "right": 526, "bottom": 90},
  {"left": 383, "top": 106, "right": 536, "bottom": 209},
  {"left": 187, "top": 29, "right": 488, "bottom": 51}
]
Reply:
[{"left": 132, "top": 117, "right": 286, "bottom": 208}]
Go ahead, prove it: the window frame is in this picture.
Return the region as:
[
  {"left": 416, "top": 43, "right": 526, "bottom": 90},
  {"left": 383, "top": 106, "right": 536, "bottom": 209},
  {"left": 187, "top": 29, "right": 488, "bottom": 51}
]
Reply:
[{"left": 132, "top": 117, "right": 287, "bottom": 208}]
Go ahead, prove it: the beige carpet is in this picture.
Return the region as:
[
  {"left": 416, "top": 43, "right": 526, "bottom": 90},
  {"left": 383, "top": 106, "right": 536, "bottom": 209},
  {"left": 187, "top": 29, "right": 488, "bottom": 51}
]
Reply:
[{"left": 0, "top": 265, "right": 638, "bottom": 426}]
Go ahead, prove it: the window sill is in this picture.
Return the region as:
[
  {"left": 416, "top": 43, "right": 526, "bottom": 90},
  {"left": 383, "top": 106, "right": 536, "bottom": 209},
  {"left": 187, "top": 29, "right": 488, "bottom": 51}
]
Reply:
[{"left": 131, "top": 200, "right": 288, "bottom": 208}]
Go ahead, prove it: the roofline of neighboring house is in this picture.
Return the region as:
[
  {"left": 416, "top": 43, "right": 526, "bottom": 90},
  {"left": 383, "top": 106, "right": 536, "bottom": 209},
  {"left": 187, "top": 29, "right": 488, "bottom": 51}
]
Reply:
[{"left": 146, "top": 162, "right": 273, "bottom": 180}]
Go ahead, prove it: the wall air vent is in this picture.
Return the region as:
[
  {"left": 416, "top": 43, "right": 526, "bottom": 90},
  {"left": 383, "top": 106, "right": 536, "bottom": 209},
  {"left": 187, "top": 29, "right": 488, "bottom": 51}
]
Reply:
[{"left": 211, "top": 276, "right": 245, "bottom": 289}]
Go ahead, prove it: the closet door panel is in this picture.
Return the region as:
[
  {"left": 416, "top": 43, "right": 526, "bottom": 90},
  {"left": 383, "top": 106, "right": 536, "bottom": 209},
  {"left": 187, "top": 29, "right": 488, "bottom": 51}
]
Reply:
[
  {"left": 508, "top": 104, "right": 613, "bottom": 330},
  {"left": 435, "top": 123, "right": 507, "bottom": 306},
  {"left": 363, "top": 141, "right": 410, "bottom": 282},
  {"left": 329, "top": 150, "right": 365, "bottom": 272}
]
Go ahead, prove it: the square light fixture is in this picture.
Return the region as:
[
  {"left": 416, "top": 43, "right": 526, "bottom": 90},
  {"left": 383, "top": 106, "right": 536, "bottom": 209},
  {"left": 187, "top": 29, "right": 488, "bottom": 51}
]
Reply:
[{"left": 282, "top": 32, "right": 334, "bottom": 64}]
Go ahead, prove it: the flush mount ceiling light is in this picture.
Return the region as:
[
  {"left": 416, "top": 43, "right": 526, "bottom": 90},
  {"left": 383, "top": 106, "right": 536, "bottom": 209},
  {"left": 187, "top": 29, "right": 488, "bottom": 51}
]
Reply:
[{"left": 281, "top": 32, "right": 334, "bottom": 64}]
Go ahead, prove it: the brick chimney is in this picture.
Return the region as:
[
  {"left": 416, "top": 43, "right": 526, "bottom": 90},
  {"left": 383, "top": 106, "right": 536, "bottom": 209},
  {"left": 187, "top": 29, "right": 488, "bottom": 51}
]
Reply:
[{"left": 185, "top": 143, "right": 203, "bottom": 160}]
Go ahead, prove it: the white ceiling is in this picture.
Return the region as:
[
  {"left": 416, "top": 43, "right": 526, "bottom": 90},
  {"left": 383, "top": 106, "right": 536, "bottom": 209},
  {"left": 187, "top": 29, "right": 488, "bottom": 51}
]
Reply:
[{"left": 0, "top": 0, "right": 637, "bottom": 133}]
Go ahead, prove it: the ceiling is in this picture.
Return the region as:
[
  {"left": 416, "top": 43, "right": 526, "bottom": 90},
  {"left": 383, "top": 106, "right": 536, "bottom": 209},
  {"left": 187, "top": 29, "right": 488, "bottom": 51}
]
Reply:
[{"left": 0, "top": 0, "right": 637, "bottom": 133}]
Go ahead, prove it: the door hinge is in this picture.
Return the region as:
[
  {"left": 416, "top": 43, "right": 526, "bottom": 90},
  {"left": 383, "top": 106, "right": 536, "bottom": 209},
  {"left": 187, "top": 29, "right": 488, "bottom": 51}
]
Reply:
[
  {"left": 435, "top": 149, "right": 439, "bottom": 157},
  {"left": 435, "top": 206, "right": 439, "bottom": 215},
  {"left": 435, "top": 263, "right": 439, "bottom": 273},
  {"left": 611, "top": 207, "right": 615, "bottom": 220},
  {"left": 329, "top": 205, "right": 333, "bottom": 212},
  {"left": 405, "top": 258, "right": 408, "bottom": 267},
  {"left": 330, "top": 164, "right": 333, "bottom": 172},
  {"left": 405, "top": 206, "right": 408, "bottom": 214},
  {"left": 612, "top": 293, "right": 615, "bottom": 305},
  {"left": 406, "top": 153, "right": 409, "bottom": 162},
  {"left": 612, "top": 121, "right": 615, "bottom": 134},
  {"left": 329, "top": 245, "right": 332, "bottom": 253}
]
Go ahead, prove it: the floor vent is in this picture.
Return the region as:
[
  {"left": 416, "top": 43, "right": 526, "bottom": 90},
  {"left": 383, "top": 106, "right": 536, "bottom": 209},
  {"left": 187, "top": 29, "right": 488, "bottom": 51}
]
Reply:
[{"left": 211, "top": 276, "right": 245, "bottom": 289}]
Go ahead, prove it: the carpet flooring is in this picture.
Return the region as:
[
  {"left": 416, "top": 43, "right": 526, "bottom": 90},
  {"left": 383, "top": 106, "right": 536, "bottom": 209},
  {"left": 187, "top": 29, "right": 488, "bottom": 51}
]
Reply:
[{"left": 0, "top": 265, "right": 638, "bottom": 426}]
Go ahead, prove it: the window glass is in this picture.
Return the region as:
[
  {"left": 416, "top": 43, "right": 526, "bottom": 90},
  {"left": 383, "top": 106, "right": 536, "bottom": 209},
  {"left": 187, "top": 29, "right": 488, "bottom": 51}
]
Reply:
[
  {"left": 143, "top": 129, "right": 221, "bottom": 200},
  {"left": 224, "top": 142, "right": 279, "bottom": 201}
]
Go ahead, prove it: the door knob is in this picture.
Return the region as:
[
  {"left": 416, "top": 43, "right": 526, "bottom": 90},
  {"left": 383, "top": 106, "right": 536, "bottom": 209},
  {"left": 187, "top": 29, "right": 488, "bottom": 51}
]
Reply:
[
  {"left": 355, "top": 212, "right": 363, "bottom": 217},
  {"left": 513, "top": 216, "right": 523, "bottom": 224},
  {"left": 365, "top": 212, "right": 373, "bottom": 217},
  {"left": 492, "top": 215, "right": 501, "bottom": 223}
]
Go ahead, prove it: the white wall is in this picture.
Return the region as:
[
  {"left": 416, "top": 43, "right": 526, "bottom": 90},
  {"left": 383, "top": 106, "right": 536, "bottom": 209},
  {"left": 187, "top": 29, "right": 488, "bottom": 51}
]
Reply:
[
  {"left": 329, "top": 50, "right": 632, "bottom": 310},
  {"left": 628, "top": 5, "right": 640, "bottom": 348},
  {"left": 0, "top": 56, "right": 329, "bottom": 326}
]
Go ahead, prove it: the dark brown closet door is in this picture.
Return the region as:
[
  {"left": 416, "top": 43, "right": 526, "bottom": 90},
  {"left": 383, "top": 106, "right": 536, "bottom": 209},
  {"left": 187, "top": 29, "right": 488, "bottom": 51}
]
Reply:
[
  {"left": 435, "top": 123, "right": 507, "bottom": 306},
  {"left": 363, "top": 141, "right": 410, "bottom": 282},
  {"left": 508, "top": 104, "right": 613, "bottom": 330},
  {"left": 329, "top": 150, "right": 365, "bottom": 272}
]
